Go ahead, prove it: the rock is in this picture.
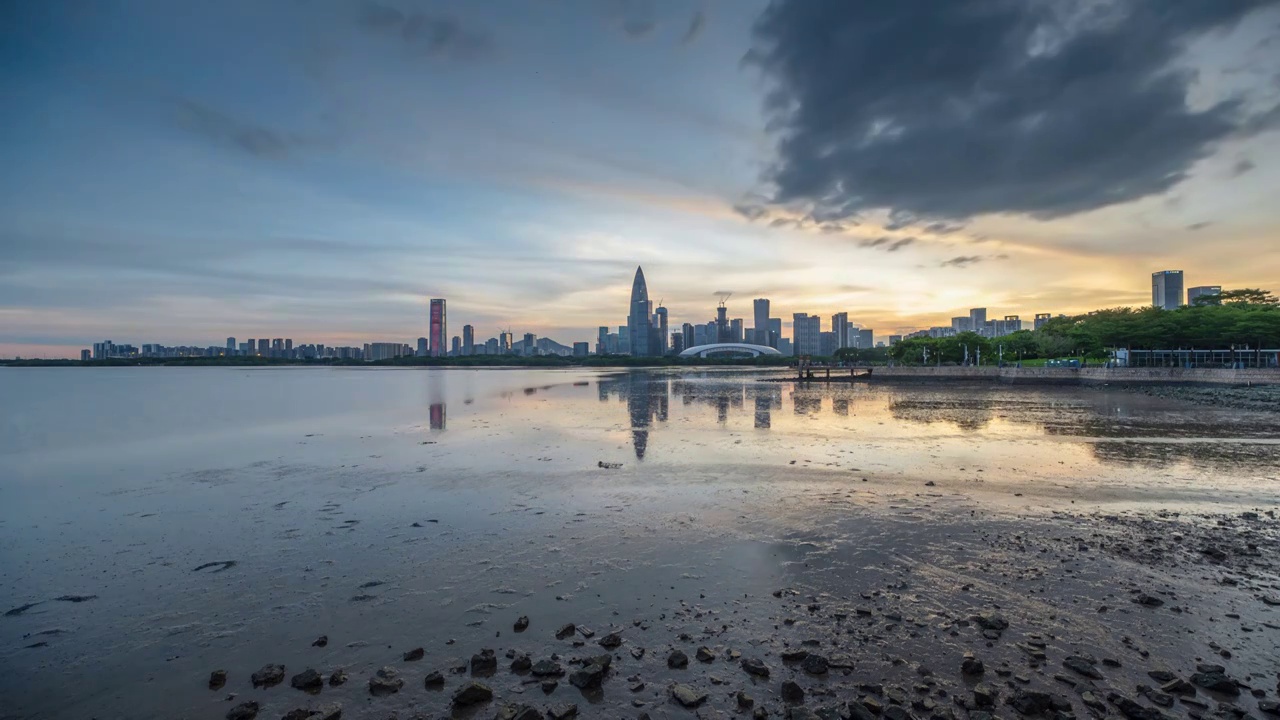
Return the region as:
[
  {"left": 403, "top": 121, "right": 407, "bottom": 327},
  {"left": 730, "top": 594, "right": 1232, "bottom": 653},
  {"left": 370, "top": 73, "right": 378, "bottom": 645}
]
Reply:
[
  {"left": 1194, "top": 663, "right": 1224, "bottom": 673},
  {"left": 282, "top": 710, "right": 312, "bottom": 720},
  {"left": 531, "top": 659, "right": 564, "bottom": 677},
  {"left": 672, "top": 684, "right": 707, "bottom": 708},
  {"left": 514, "top": 615, "right": 530, "bottom": 632},
  {"left": 696, "top": 646, "right": 715, "bottom": 663},
  {"left": 471, "top": 648, "right": 497, "bottom": 675},
  {"left": 789, "top": 709, "right": 821, "bottom": 720},
  {"left": 738, "top": 691, "right": 755, "bottom": 709},
  {"left": 569, "top": 662, "right": 606, "bottom": 689},
  {"left": 1258, "top": 699, "right": 1279, "bottom": 715},
  {"left": 556, "top": 623, "right": 576, "bottom": 639},
  {"left": 1147, "top": 671, "right": 1176, "bottom": 683},
  {"left": 1145, "top": 691, "right": 1173, "bottom": 708},
  {"left": 668, "top": 649, "right": 689, "bottom": 669},
  {"left": 829, "top": 655, "right": 855, "bottom": 670},
  {"left": 754, "top": 709, "right": 770, "bottom": 720},
  {"left": 310, "top": 703, "right": 341, "bottom": 720},
  {"left": 631, "top": 682, "right": 646, "bottom": 692},
  {"left": 972, "top": 612, "right": 1008, "bottom": 632},
  {"left": 1189, "top": 671, "right": 1238, "bottom": 695},
  {"left": 403, "top": 647, "right": 424, "bottom": 661},
  {"left": 226, "top": 701, "right": 259, "bottom": 720},
  {"left": 312, "top": 635, "right": 328, "bottom": 648},
  {"left": 849, "top": 701, "right": 877, "bottom": 720},
  {"left": 290, "top": 668, "right": 323, "bottom": 692},
  {"left": 1159, "top": 678, "right": 1194, "bottom": 696},
  {"left": 1062, "top": 656, "right": 1102, "bottom": 680},
  {"left": 781, "top": 680, "right": 805, "bottom": 704},
  {"left": 328, "top": 669, "right": 347, "bottom": 686},
  {"left": 1262, "top": 596, "right": 1280, "bottom": 607},
  {"left": 423, "top": 670, "right": 444, "bottom": 687},
  {"left": 961, "top": 656, "right": 984, "bottom": 676},
  {"left": 496, "top": 704, "right": 542, "bottom": 720},
  {"left": 801, "top": 654, "right": 828, "bottom": 675},
  {"left": 882, "top": 706, "right": 910, "bottom": 720},
  {"left": 1107, "top": 692, "right": 1170, "bottom": 720},
  {"left": 452, "top": 680, "right": 494, "bottom": 706},
  {"left": 973, "top": 684, "right": 997, "bottom": 708},
  {"left": 368, "top": 666, "right": 404, "bottom": 695},
  {"left": 577, "top": 626, "right": 595, "bottom": 639},
  {"left": 511, "top": 654, "right": 532, "bottom": 672},
  {"left": 541, "top": 680, "right": 558, "bottom": 693},
  {"left": 741, "top": 657, "right": 771, "bottom": 677},
  {"left": 1133, "top": 593, "right": 1164, "bottom": 607},
  {"left": 209, "top": 670, "right": 228, "bottom": 690},
  {"left": 547, "top": 703, "right": 578, "bottom": 719},
  {"left": 1009, "top": 690, "right": 1053, "bottom": 715},
  {"left": 600, "top": 632, "right": 623, "bottom": 649},
  {"left": 251, "top": 664, "right": 286, "bottom": 688},
  {"left": 781, "top": 649, "right": 809, "bottom": 662}
]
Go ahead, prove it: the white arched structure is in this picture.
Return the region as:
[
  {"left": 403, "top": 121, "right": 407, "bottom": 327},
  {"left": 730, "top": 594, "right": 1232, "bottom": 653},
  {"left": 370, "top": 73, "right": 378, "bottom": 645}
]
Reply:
[{"left": 678, "top": 343, "right": 783, "bottom": 358}]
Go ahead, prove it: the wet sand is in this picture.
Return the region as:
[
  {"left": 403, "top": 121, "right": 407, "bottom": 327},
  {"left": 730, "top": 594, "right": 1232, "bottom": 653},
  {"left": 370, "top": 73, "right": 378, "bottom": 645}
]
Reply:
[{"left": 1, "top": 367, "right": 1277, "bottom": 720}]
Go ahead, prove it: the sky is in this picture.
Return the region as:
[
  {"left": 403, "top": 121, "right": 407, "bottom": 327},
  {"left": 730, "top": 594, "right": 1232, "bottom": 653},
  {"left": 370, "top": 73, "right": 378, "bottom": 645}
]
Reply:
[{"left": 2, "top": 0, "right": 1280, "bottom": 357}]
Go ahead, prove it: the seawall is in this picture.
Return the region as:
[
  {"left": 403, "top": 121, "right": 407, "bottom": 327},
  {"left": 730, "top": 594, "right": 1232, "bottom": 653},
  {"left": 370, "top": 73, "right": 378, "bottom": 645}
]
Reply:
[{"left": 834, "top": 366, "right": 1280, "bottom": 386}]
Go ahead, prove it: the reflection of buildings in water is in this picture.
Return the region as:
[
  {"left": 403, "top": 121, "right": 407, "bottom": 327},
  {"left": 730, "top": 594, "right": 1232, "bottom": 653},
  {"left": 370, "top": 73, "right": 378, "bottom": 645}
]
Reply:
[
  {"left": 597, "top": 373, "right": 671, "bottom": 460},
  {"left": 886, "top": 394, "right": 994, "bottom": 431},
  {"left": 793, "top": 392, "right": 822, "bottom": 416},
  {"left": 429, "top": 402, "right": 446, "bottom": 430},
  {"left": 832, "top": 398, "right": 850, "bottom": 416},
  {"left": 754, "top": 393, "right": 773, "bottom": 428}
]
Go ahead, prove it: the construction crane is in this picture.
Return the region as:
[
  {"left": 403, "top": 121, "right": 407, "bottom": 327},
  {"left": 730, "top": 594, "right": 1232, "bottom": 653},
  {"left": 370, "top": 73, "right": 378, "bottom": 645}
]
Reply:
[{"left": 714, "top": 291, "right": 733, "bottom": 308}]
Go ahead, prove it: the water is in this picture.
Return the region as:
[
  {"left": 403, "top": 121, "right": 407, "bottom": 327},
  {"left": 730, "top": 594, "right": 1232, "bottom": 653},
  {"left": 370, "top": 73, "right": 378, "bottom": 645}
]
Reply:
[{"left": 1, "top": 367, "right": 1278, "bottom": 719}]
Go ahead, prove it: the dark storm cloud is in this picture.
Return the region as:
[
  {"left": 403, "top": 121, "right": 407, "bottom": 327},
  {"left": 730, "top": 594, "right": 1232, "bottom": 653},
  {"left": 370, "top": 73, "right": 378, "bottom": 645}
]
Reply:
[
  {"left": 175, "top": 99, "right": 304, "bottom": 159},
  {"left": 748, "top": 0, "right": 1280, "bottom": 221},
  {"left": 356, "top": 1, "right": 491, "bottom": 59},
  {"left": 681, "top": 11, "right": 706, "bottom": 45}
]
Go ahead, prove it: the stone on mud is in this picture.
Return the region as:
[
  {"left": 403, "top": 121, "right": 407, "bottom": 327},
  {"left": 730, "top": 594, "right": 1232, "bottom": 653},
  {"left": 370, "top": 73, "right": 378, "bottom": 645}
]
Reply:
[
  {"left": 452, "top": 680, "right": 494, "bottom": 706},
  {"left": 672, "top": 684, "right": 707, "bottom": 708}
]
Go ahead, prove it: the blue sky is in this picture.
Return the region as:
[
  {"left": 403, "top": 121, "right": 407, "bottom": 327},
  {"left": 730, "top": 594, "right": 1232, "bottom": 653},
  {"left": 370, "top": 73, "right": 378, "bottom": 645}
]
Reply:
[{"left": 2, "top": 0, "right": 1279, "bottom": 356}]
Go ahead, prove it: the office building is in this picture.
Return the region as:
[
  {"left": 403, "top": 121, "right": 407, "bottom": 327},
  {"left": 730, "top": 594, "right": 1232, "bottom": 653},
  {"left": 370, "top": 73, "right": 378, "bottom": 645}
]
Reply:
[
  {"left": 627, "top": 266, "right": 656, "bottom": 356},
  {"left": 618, "top": 325, "right": 630, "bottom": 354},
  {"left": 1187, "top": 285, "right": 1221, "bottom": 305},
  {"left": 417, "top": 337, "right": 428, "bottom": 357},
  {"left": 499, "top": 331, "right": 513, "bottom": 353},
  {"left": 768, "top": 318, "right": 782, "bottom": 349},
  {"left": 606, "top": 332, "right": 620, "bottom": 354},
  {"left": 729, "top": 318, "right": 744, "bottom": 343},
  {"left": 715, "top": 304, "right": 729, "bottom": 343},
  {"left": 831, "top": 312, "right": 849, "bottom": 349},
  {"left": 969, "top": 308, "right": 987, "bottom": 336},
  {"left": 226, "top": 337, "right": 235, "bottom": 354},
  {"left": 523, "top": 332, "right": 537, "bottom": 356},
  {"left": 888, "top": 335, "right": 902, "bottom": 346},
  {"left": 429, "top": 299, "right": 447, "bottom": 357},
  {"left": 857, "top": 328, "right": 874, "bottom": 349},
  {"left": 1034, "top": 313, "right": 1052, "bottom": 331},
  {"left": 819, "top": 332, "right": 837, "bottom": 357},
  {"left": 80, "top": 349, "right": 91, "bottom": 361},
  {"left": 792, "top": 313, "right": 821, "bottom": 357},
  {"left": 258, "top": 338, "right": 270, "bottom": 355},
  {"left": 573, "top": 342, "right": 589, "bottom": 357},
  {"left": 753, "top": 299, "right": 770, "bottom": 336},
  {"left": 671, "top": 332, "right": 685, "bottom": 355},
  {"left": 681, "top": 323, "right": 695, "bottom": 348},
  {"left": 485, "top": 338, "right": 499, "bottom": 355},
  {"left": 462, "top": 325, "right": 474, "bottom": 355},
  {"left": 1152, "top": 270, "right": 1184, "bottom": 310},
  {"left": 655, "top": 306, "right": 669, "bottom": 354},
  {"left": 693, "top": 324, "right": 708, "bottom": 346},
  {"left": 367, "top": 342, "right": 408, "bottom": 361},
  {"left": 951, "top": 317, "right": 971, "bottom": 333},
  {"left": 597, "top": 326, "right": 609, "bottom": 355},
  {"left": 777, "top": 338, "right": 793, "bottom": 356},
  {"left": 450, "top": 336, "right": 461, "bottom": 356}
]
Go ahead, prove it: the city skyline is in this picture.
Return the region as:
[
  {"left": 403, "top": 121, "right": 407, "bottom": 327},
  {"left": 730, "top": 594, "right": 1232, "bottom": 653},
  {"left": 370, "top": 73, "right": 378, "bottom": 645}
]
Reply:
[{"left": 4, "top": 1, "right": 1280, "bottom": 358}]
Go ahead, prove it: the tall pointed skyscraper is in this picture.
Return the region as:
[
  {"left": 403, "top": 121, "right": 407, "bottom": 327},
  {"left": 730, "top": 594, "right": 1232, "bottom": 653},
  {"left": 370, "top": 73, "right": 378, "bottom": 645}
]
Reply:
[{"left": 627, "top": 266, "right": 655, "bottom": 356}]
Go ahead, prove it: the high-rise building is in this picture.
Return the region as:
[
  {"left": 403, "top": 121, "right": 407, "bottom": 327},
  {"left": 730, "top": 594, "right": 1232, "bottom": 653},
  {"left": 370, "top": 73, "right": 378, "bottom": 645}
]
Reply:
[
  {"left": 857, "top": 329, "right": 874, "bottom": 349},
  {"left": 819, "top": 332, "right": 837, "bottom": 357},
  {"left": 969, "top": 308, "right": 987, "bottom": 336},
  {"left": 951, "top": 317, "right": 971, "bottom": 333},
  {"left": 226, "top": 337, "right": 235, "bottom": 355},
  {"left": 80, "top": 349, "right": 91, "bottom": 361},
  {"left": 523, "top": 332, "right": 537, "bottom": 356},
  {"left": 753, "top": 299, "right": 770, "bottom": 335},
  {"left": 1034, "top": 313, "right": 1052, "bottom": 330},
  {"left": 888, "top": 335, "right": 903, "bottom": 345},
  {"left": 573, "top": 342, "right": 589, "bottom": 357},
  {"left": 681, "top": 323, "right": 695, "bottom": 348},
  {"left": 655, "top": 306, "right": 668, "bottom": 354},
  {"left": 258, "top": 338, "right": 270, "bottom": 355},
  {"left": 693, "top": 324, "right": 707, "bottom": 346},
  {"left": 462, "top": 325, "right": 474, "bottom": 355},
  {"left": 597, "top": 326, "right": 609, "bottom": 355},
  {"left": 245, "top": 338, "right": 255, "bottom": 355},
  {"left": 627, "top": 266, "right": 656, "bottom": 356},
  {"left": 831, "top": 312, "right": 849, "bottom": 348},
  {"left": 671, "top": 332, "right": 685, "bottom": 354},
  {"left": 417, "top": 337, "right": 428, "bottom": 356},
  {"left": 450, "top": 336, "right": 461, "bottom": 356},
  {"left": 429, "top": 299, "right": 447, "bottom": 357},
  {"left": 485, "top": 338, "right": 499, "bottom": 355},
  {"left": 792, "top": 313, "right": 821, "bottom": 356},
  {"left": 1152, "top": 270, "right": 1184, "bottom": 310},
  {"left": 768, "top": 318, "right": 782, "bottom": 349},
  {"left": 729, "top": 318, "right": 744, "bottom": 343},
  {"left": 499, "top": 331, "right": 513, "bottom": 353},
  {"left": 1187, "top": 285, "right": 1221, "bottom": 305},
  {"left": 715, "top": 304, "right": 729, "bottom": 343}
]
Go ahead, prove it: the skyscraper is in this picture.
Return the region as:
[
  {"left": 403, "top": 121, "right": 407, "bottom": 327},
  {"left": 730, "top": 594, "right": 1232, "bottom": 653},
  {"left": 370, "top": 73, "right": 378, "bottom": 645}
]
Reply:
[
  {"left": 715, "top": 304, "right": 729, "bottom": 342},
  {"left": 597, "top": 326, "right": 609, "bottom": 355},
  {"left": 1152, "top": 271, "right": 1184, "bottom": 310},
  {"left": 499, "top": 331, "right": 513, "bottom": 353},
  {"left": 753, "top": 299, "right": 770, "bottom": 335},
  {"left": 857, "top": 328, "right": 874, "bottom": 349},
  {"left": 655, "top": 306, "right": 668, "bottom": 354},
  {"left": 768, "top": 318, "right": 782, "bottom": 349},
  {"left": 681, "top": 322, "right": 695, "bottom": 348},
  {"left": 627, "top": 266, "right": 655, "bottom": 356},
  {"left": 226, "top": 337, "right": 235, "bottom": 355},
  {"left": 450, "top": 336, "right": 461, "bottom": 356},
  {"left": 462, "top": 325, "right": 475, "bottom": 355},
  {"left": 792, "top": 313, "right": 821, "bottom": 356},
  {"left": 969, "top": 308, "right": 988, "bottom": 336},
  {"left": 831, "top": 312, "right": 849, "bottom": 349},
  {"left": 523, "top": 332, "right": 537, "bottom": 356},
  {"left": 258, "top": 338, "right": 269, "bottom": 355},
  {"left": 429, "top": 299, "right": 447, "bottom": 357},
  {"left": 1187, "top": 285, "right": 1221, "bottom": 305},
  {"left": 729, "top": 318, "right": 744, "bottom": 343},
  {"left": 417, "top": 337, "right": 428, "bottom": 356}
]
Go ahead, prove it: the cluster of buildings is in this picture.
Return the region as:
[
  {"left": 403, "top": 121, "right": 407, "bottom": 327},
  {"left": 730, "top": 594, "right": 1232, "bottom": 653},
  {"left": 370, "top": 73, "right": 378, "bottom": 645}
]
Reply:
[{"left": 82, "top": 267, "right": 1227, "bottom": 363}]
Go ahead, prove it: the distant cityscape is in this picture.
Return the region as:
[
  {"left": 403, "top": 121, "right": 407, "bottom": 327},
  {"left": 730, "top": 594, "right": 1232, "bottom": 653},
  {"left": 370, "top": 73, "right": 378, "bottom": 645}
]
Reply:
[{"left": 81, "top": 266, "right": 1221, "bottom": 361}]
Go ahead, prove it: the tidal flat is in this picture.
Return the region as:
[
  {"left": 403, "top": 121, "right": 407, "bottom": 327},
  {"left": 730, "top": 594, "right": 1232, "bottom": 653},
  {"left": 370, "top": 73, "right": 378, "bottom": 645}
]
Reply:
[{"left": 1, "top": 367, "right": 1277, "bottom": 720}]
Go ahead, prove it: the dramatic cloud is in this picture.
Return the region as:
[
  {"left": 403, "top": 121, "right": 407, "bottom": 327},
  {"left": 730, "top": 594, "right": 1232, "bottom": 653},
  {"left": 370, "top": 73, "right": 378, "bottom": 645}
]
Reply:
[{"left": 748, "top": 0, "right": 1280, "bottom": 222}]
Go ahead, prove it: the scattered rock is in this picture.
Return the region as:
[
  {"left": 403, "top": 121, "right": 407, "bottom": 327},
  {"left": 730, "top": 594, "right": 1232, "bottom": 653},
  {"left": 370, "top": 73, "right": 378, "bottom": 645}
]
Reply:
[
  {"left": 514, "top": 615, "right": 530, "bottom": 632},
  {"left": 672, "top": 684, "right": 707, "bottom": 708},
  {"left": 1009, "top": 690, "right": 1053, "bottom": 715},
  {"left": 368, "top": 666, "right": 404, "bottom": 695},
  {"left": 738, "top": 691, "right": 755, "bottom": 709},
  {"left": 209, "top": 669, "right": 227, "bottom": 690},
  {"left": 328, "top": 669, "right": 347, "bottom": 687},
  {"left": 781, "top": 680, "right": 805, "bottom": 704},
  {"left": 452, "top": 680, "right": 494, "bottom": 706},
  {"left": 496, "top": 704, "right": 541, "bottom": 720},
  {"left": 511, "top": 654, "right": 532, "bottom": 672},
  {"left": 556, "top": 623, "right": 576, "bottom": 639},
  {"left": 311, "top": 635, "right": 328, "bottom": 648},
  {"left": 696, "top": 646, "right": 715, "bottom": 662},
  {"left": 471, "top": 648, "right": 497, "bottom": 675},
  {"left": 403, "top": 647, "right": 424, "bottom": 662},
  {"left": 547, "top": 703, "right": 578, "bottom": 719},
  {"left": 423, "top": 670, "right": 445, "bottom": 687},
  {"left": 541, "top": 680, "right": 558, "bottom": 694},
  {"left": 600, "top": 632, "right": 622, "bottom": 649},
  {"left": 569, "top": 661, "right": 606, "bottom": 689},
  {"left": 251, "top": 664, "right": 286, "bottom": 688},
  {"left": 741, "top": 657, "right": 771, "bottom": 677},
  {"left": 1107, "top": 691, "right": 1170, "bottom": 720},
  {"left": 1133, "top": 593, "right": 1164, "bottom": 607},
  {"left": 961, "top": 656, "right": 985, "bottom": 676},
  {"left": 801, "top": 654, "right": 828, "bottom": 675},
  {"left": 781, "top": 649, "right": 809, "bottom": 662},
  {"left": 973, "top": 684, "right": 997, "bottom": 708},
  {"left": 1062, "top": 656, "right": 1102, "bottom": 680},
  {"left": 531, "top": 659, "right": 564, "bottom": 677},
  {"left": 226, "top": 701, "right": 259, "bottom": 720},
  {"left": 290, "top": 668, "right": 323, "bottom": 692},
  {"left": 1189, "top": 670, "right": 1239, "bottom": 696},
  {"left": 668, "top": 649, "right": 689, "bottom": 668}
]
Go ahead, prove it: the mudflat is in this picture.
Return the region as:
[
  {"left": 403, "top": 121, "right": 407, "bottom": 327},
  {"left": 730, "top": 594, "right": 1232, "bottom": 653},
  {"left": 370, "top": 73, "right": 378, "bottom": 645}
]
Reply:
[{"left": 1, "top": 367, "right": 1277, "bottom": 720}]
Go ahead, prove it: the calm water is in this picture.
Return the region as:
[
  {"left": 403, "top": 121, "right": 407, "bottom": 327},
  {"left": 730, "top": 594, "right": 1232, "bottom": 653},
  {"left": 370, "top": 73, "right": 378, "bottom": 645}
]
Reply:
[{"left": 1, "top": 367, "right": 1278, "bottom": 719}]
